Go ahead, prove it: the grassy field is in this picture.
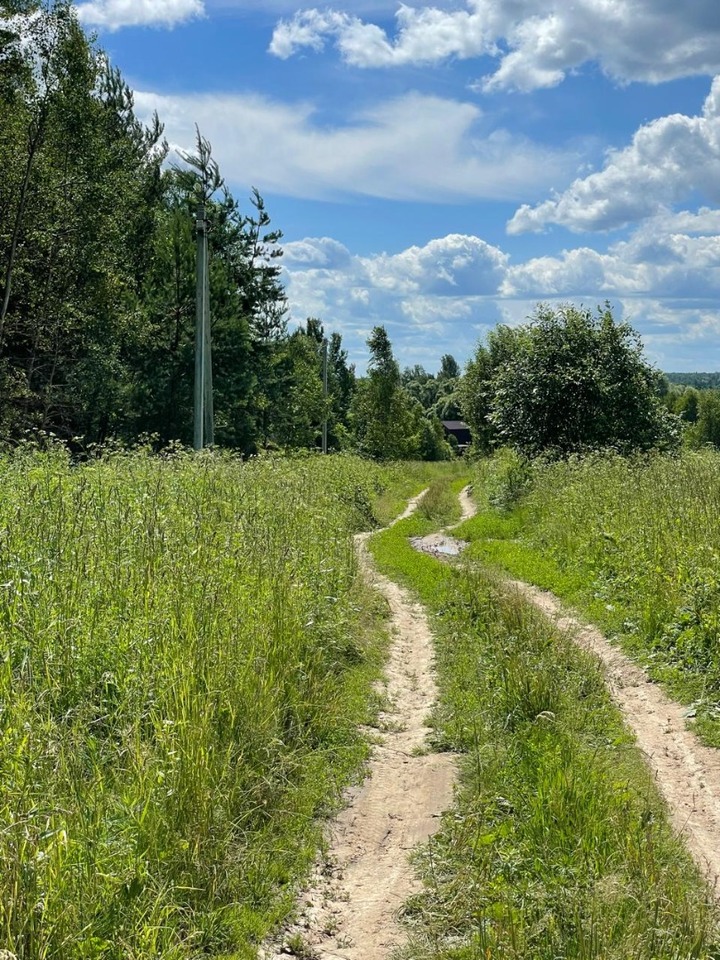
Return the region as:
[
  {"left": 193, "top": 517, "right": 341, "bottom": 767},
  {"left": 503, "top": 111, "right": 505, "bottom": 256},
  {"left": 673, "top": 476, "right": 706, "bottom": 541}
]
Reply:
[
  {"left": 371, "top": 471, "right": 720, "bottom": 960},
  {"left": 0, "top": 447, "right": 448, "bottom": 960},
  {"left": 455, "top": 448, "right": 720, "bottom": 745},
  {"left": 6, "top": 445, "right": 720, "bottom": 959}
]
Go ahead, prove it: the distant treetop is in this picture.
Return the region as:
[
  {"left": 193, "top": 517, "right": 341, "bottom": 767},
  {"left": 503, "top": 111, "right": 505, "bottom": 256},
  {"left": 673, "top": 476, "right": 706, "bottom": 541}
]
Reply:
[{"left": 665, "top": 372, "right": 720, "bottom": 390}]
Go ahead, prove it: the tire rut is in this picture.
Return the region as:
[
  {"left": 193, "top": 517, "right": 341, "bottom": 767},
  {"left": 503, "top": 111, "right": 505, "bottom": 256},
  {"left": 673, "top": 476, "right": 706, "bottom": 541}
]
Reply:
[
  {"left": 413, "top": 483, "right": 720, "bottom": 890},
  {"left": 261, "top": 489, "right": 456, "bottom": 959}
]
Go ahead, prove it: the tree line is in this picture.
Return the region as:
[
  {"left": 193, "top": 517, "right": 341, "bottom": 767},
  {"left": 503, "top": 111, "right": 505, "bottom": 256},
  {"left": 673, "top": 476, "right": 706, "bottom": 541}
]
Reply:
[
  {"left": 0, "top": 1, "right": 467, "bottom": 459},
  {"left": 0, "top": 2, "right": 352, "bottom": 454},
  {"left": 5, "top": 4, "right": 715, "bottom": 464}
]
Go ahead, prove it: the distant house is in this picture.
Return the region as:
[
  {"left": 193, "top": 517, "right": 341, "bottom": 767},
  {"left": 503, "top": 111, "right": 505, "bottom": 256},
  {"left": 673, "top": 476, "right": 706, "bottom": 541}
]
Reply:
[{"left": 442, "top": 420, "right": 471, "bottom": 451}]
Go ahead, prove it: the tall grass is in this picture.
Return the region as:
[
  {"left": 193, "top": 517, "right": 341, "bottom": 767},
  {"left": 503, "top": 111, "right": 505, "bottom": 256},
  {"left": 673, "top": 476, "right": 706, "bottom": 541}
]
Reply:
[
  {"left": 0, "top": 447, "right": 396, "bottom": 959},
  {"left": 508, "top": 450, "right": 720, "bottom": 736}
]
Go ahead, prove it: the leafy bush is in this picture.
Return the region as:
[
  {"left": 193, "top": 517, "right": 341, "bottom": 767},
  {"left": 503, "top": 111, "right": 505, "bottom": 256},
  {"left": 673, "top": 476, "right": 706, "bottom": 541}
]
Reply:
[{"left": 461, "top": 304, "right": 680, "bottom": 459}]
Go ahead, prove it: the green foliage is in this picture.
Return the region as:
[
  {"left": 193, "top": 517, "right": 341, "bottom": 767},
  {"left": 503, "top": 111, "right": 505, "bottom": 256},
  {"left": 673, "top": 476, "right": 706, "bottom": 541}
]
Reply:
[
  {"left": 461, "top": 304, "right": 679, "bottom": 458},
  {"left": 676, "top": 386, "right": 701, "bottom": 423},
  {"left": 403, "top": 357, "right": 463, "bottom": 426},
  {"left": 0, "top": 9, "right": 342, "bottom": 454},
  {"left": 0, "top": 449, "right": 402, "bottom": 958},
  {"left": 666, "top": 372, "right": 720, "bottom": 391},
  {"left": 686, "top": 391, "right": 720, "bottom": 448},
  {"left": 482, "top": 447, "right": 534, "bottom": 510},
  {"left": 419, "top": 415, "right": 453, "bottom": 461},
  {"left": 350, "top": 326, "right": 423, "bottom": 460},
  {"left": 466, "top": 449, "right": 720, "bottom": 745},
  {"left": 0, "top": 4, "right": 166, "bottom": 439}
]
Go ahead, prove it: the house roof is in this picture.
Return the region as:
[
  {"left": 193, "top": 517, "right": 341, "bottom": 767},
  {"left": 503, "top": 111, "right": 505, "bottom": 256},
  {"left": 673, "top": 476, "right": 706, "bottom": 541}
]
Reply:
[{"left": 442, "top": 420, "right": 470, "bottom": 431}]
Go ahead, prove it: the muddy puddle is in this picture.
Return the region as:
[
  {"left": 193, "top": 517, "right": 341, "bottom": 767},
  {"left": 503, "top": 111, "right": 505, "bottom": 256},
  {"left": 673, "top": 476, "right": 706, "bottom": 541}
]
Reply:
[{"left": 410, "top": 532, "right": 468, "bottom": 559}]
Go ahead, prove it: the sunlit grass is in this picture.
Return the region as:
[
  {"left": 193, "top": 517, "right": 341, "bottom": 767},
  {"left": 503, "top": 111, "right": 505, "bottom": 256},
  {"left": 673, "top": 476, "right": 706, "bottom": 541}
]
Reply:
[
  {"left": 0, "top": 447, "right": 414, "bottom": 959},
  {"left": 464, "top": 449, "right": 720, "bottom": 745}
]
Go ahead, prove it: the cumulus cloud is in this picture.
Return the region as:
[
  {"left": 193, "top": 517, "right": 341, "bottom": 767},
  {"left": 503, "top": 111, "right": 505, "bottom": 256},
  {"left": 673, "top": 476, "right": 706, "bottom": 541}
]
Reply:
[
  {"left": 508, "top": 78, "right": 720, "bottom": 234},
  {"left": 269, "top": 0, "right": 720, "bottom": 92},
  {"left": 282, "top": 233, "right": 509, "bottom": 365},
  {"left": 283, "top": 237, "right": 354, "bottom": 269},
  {"left": 502, "top": 219, "right": 720, "bottom": 298},
  {"left": 281, "top": 216, "right": 720, "bottom": 369},
  {"left": 270, "top": 4, "right": 498, "bottom": 66},
  {"left": 362, "top": 234, "right": 508, "bottom": 296},
  {"left": 134, "top": 89, "right": 576, "bottom": 201},
  {"left": 75, "top": 0, "right": 204, "bottom": 30}
]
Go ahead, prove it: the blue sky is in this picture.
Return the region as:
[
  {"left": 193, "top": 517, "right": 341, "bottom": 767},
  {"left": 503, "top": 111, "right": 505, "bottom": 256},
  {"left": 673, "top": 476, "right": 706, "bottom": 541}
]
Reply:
[{"left": 75, "top": 0, "right": 720, "bottom": 374}]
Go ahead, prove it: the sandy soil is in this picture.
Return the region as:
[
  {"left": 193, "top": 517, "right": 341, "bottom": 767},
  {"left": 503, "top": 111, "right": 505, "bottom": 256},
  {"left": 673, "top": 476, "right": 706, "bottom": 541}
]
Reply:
[
  {"left": 453, "top": 484, "right": 476, "bottom": 526},
  {"left": 261, "top": 490, "right": 456, "bottom": 960},
  {"left": 413, "top": 482, "right": 720, "bottom": 889},
  {"left": 513, "top": 581, "right": 720, "bottom": 887}
]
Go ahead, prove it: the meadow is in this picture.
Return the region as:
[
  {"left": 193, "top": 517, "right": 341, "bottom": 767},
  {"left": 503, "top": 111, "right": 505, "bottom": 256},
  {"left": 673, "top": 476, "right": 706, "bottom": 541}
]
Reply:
[
  {"left": 6, "top": 444, "right": 720, "bottom": 960},
  {"left": 0, "top": 447, "right": 439, "bottom": 960}
]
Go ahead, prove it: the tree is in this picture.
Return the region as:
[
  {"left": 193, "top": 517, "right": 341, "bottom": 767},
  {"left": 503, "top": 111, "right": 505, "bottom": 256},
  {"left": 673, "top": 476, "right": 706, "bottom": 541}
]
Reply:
[
  {"left": 459, "top": 324, "right": 518, "bottom": 453},
  {"left": 438, "top": 354, "right": 459, "bottom": 381},
  {"left": 402, "top": 365, "right": 438, "bottom": 412},
  {"left": 418, "top": 415, "right": 452, "bottom": 461},
  {"left": 272, "top": 328, "right": 327, "bottom": 449},
  {"left": 0, "top": 4, "right": 166, "bottom": 440},
  {"left": 350, "top": 326, "right": 421, "bottom": 460},
  {"left": 130, "top": 170, "right": 286, "bottom": 452},
  {"left": 686, "top": 391, "right": 720, "bottom": 448},
  {"left": 674, "top": 387, "right": 700, "bottom": 424},
  {"left": 462, "top": 303, "right": 679, "bottom": 458}
]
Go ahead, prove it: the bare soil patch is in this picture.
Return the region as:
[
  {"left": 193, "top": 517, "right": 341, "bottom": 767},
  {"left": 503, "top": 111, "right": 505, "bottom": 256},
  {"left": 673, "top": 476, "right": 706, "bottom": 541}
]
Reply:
[{"left": 261, "top": 492, "right": 456, "bottom": 960}]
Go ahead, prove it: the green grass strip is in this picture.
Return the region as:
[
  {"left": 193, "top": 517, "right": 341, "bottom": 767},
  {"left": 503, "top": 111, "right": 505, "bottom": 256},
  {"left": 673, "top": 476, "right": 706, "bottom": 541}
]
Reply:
[{"left": 371, "top": 485, "right": 720, "bottom": 960}]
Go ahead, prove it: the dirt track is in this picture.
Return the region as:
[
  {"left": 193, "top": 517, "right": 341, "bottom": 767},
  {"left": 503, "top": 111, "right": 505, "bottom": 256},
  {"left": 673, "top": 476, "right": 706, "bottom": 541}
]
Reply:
[
  {"left": 413, "top": 484, "right": 720, "bottom": 890},
  {"left": 514, "top": 580, "right": 720, "bottom": 887},
  {"left": 261, "top": 490, "right": 456, "bottom": 959},
  {"left": 265, "top": 481, "right": 720, "bottom": 960}
]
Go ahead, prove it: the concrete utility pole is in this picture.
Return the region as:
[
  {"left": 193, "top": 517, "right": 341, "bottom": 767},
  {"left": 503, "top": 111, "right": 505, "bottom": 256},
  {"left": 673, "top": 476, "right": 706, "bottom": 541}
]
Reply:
[
  {"left": 194, "top": 203, "right": 214, "bottom": 449},
  {"left": 322, "top": 338, "right": 329, "bottom": 454}
]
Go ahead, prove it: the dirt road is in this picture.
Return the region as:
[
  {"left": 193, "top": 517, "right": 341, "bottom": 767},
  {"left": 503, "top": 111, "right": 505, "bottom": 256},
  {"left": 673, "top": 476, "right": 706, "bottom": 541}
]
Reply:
[
  {"left": 262, "top": 490, "right": 456, "bottom": 959},
  {"left": 413, "top": 484, "right": 720, "bottom": 889},
  {"left": 514, "top": 580, "right": 720, "bottom": 886}
]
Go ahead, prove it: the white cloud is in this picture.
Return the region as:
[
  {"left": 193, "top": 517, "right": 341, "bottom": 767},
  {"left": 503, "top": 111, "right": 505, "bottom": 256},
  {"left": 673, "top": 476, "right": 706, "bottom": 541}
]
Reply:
[
  {"left": 210, "top": 0, "right": 397, "bottom": 13},
  {"left": 282, "top": 233, "right": 508, "bottom": 367},
  {"left": 619, "top": 300, "right": 720, "bottom": 370},
  {"left": 134, "top": 89, "right": 577, "bottom": 202},
  {"left": 502, "top": 218, "right": 720, "bottom": 298},
  {"left": 269, "top": 4, "right": 498, "bottom": 66},
  {"left": 269, "top": 0, "right": 720, "bottom": 92},
  {"left": 283, "top": 237, "right": 354, "bottom": 269},
  {"left": 508, "top": 78, "right": 720, "bottom": 234},
  {"left": 75, "top": 0, "right": 204, "bottom": 30},
  {"left": 362, "top": 234, "right": 508, "bottom": 295},
  {"left": 281, "top": 217, "right": 720, "bottom": 369}
]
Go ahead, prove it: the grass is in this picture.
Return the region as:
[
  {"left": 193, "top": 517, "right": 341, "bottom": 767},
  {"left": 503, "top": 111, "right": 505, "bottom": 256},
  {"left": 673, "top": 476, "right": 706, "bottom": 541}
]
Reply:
[
  {"left": 458, "top": 449, "right": 720, "bottom": 746},
  {"left": 0, "top": 446, "right": 430, "bottom": 960},
  {"left": 371, "top": 461, "right": 468, "bottom": 527},
  {"left": 370, "top": 470, "right": 720, "bottom": 960}
]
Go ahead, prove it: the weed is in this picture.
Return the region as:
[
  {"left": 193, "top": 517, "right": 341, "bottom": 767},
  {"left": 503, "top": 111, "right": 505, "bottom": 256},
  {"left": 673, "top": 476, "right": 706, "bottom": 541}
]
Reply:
[
  {"left": 0, "top": 449, "right": 423, "bottom": 958},
  {"left": 468, "top": 449, "right": 720, "bottom": 745}
]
